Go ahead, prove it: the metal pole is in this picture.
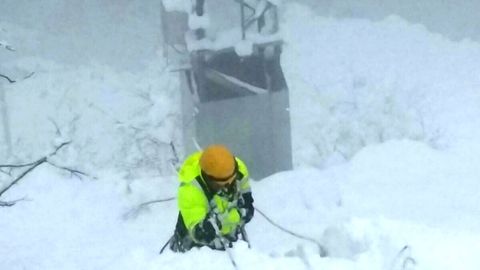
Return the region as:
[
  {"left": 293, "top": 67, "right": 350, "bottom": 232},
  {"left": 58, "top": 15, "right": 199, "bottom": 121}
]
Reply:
[
  {"left": 240, "top": 0, "right": 246, "bottom": 40},
  {"left": 240, "top": 225, "right": 251, "bottom": 248},
  {"left": 211, "top": 211, "right": 239, "bottom": 269},
  {"left": 159, "top": 1, "right": 170, "bottom": 64},
  {"left": 220, "top": 237, "right": 238, "bottom": 270}
]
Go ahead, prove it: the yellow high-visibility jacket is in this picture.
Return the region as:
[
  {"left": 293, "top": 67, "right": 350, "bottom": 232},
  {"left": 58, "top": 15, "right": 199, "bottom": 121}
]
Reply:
[{"left": 177, "top": 151, "right": 251, "bottom": 243}]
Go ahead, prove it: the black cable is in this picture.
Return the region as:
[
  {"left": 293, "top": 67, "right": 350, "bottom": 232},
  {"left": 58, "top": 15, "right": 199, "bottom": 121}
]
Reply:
[{"left": 254, "top": 206, "right": 328, "bottom": 256}]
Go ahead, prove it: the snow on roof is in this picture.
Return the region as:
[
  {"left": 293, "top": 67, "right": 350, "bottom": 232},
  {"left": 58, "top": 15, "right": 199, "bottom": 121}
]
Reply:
[{"left": 161, "top": 0, "right": 191, "bottom": 13}]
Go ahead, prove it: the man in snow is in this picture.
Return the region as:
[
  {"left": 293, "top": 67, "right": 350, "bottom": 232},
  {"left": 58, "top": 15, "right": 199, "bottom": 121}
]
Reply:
[{"left": 169, "top": 144, "right": 254, "bottom": 252}]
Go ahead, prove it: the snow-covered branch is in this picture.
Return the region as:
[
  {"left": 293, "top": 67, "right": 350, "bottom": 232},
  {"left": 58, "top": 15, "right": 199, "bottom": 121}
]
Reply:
[
  {"left": 0, "top": 71, "right": 35, "bottom": 84},
  {"left": 0, "top": 201, "right": 15, "bottom": 207},
  {"left": 48, "top": 141, "right": 71, "bottom": 157},
  {"left": 46, "top": 161, "right": 92, "bottom": 180},
  {"left": 0, "top": 156, "right": 47, "bottom": 198},
  {"left": 123, "top": 197, "right": 176, "bottom": 219},
  {"left": 0, "top": 73, "right": 16, "bottom": 83},
  {"left": 0, "top": 141, "right": 90, "bottom": 202},
  {"left": 0, "top": 197, "right": 29, "bottom": 207},
  {"left": 0, "top": 40, "right": 15, "bottom": 51}
]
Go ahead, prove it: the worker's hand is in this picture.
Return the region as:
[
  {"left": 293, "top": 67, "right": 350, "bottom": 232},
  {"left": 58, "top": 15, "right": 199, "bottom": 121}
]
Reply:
[
  {"left": 238, "top": 192, "right": 254, "bottom": 223},
  {"left": 236, "top": 207, "right": 249, "bottom": 223},
  {"left": 193, "top": 216, "right": 218, "bottom": 243}
]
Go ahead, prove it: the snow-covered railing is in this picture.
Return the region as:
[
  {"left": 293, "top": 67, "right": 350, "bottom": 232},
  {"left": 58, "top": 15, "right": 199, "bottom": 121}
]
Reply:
[
  {"left": 236, "top": 0, "right": 280, "bottom": 39},
  {"left": 161, "top": 0, "right": 283, "bottom": 55},
  {"left": 185, "top": 29, "right": 283, "bottom": 54}
]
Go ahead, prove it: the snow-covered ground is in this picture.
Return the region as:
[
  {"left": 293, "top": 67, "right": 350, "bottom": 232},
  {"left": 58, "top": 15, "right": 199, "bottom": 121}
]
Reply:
[{"left": 1, "top": 2, "right": 480, "bottom": 270}]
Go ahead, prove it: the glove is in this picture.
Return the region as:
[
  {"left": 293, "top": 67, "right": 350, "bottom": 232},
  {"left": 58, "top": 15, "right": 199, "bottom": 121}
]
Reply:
[
  {"left": 193, "top": 217, "right": 217, "bottom": 243},
  {"left": 238, "top": 192, "right": 254, "bottom": 223}
]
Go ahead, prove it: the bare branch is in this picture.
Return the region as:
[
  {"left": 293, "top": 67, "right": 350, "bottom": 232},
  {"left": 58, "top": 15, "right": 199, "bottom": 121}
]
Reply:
[
  {"left": 0, "top": 157, "right": 46, "bottom": 197},
  {"left": 46, "top": 160, "right": 92, "bottom": 180},
  {"left": 48, "top": 118, "right": 62, "bottom": 136},
  {"left": 169, "top": 141, "right": 180, "bottom": 166},
  {"left": 123, "top": 197, "right": 175, "bottom": 219},
  {"left": 0, "top": 201, "right": 15, "bottom": 207},
  {"left": 0, "top": 161, "right": 40, "bottom": 169},
  {"left": 22, "top": 71, "right": 35, "bottom": 80},
  {"left": 0, "top": 71, "right": 35, "bottom": 84},
  {"left": 0, "top": 141, "right": 86, "bottom": 201},
  {"left": 45, "top": 141, "right": 94, "bottom": 179},
  {"left": 138, "top": 198, "right": 176, "bottom": 206},
  {"left": 0, "top": 197, "right": 29, "bottom": 207},
  {"left": 49, "top": 141, "right": 71, "bottom": 157},
  {"left": 0, "top": 40, "right": 15, "bottom": 51},
  {"left": 389, "top": 245, "right": 416, "bottom": 270},
  {"left": 404, "top": 257, "right": 416, "bottom": 269},
  {"left": 0, "top": 167, "right": 12, "bottom": 176},
  {"left": 0, "top": 73, "right": 16, "bottom": 83},
  {"left": 0, "top": 142, "right": 71, "bottom": 168}
]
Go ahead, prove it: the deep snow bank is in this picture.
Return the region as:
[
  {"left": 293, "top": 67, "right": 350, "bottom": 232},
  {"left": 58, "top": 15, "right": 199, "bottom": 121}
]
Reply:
[
  {"left": 282, "top": 3, "right": 480, "bottom": 169},
  {"left": 0, "top": 165, "right": 403, "bottom": 270},
  {"left": 1, "top": 56, "right": 181, "bottom": 177}
]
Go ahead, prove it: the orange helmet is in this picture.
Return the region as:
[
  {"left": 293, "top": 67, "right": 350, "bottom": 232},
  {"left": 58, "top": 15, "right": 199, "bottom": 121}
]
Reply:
[{"left": 200, "top": 144, "right": 236, "bottom": 184}]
